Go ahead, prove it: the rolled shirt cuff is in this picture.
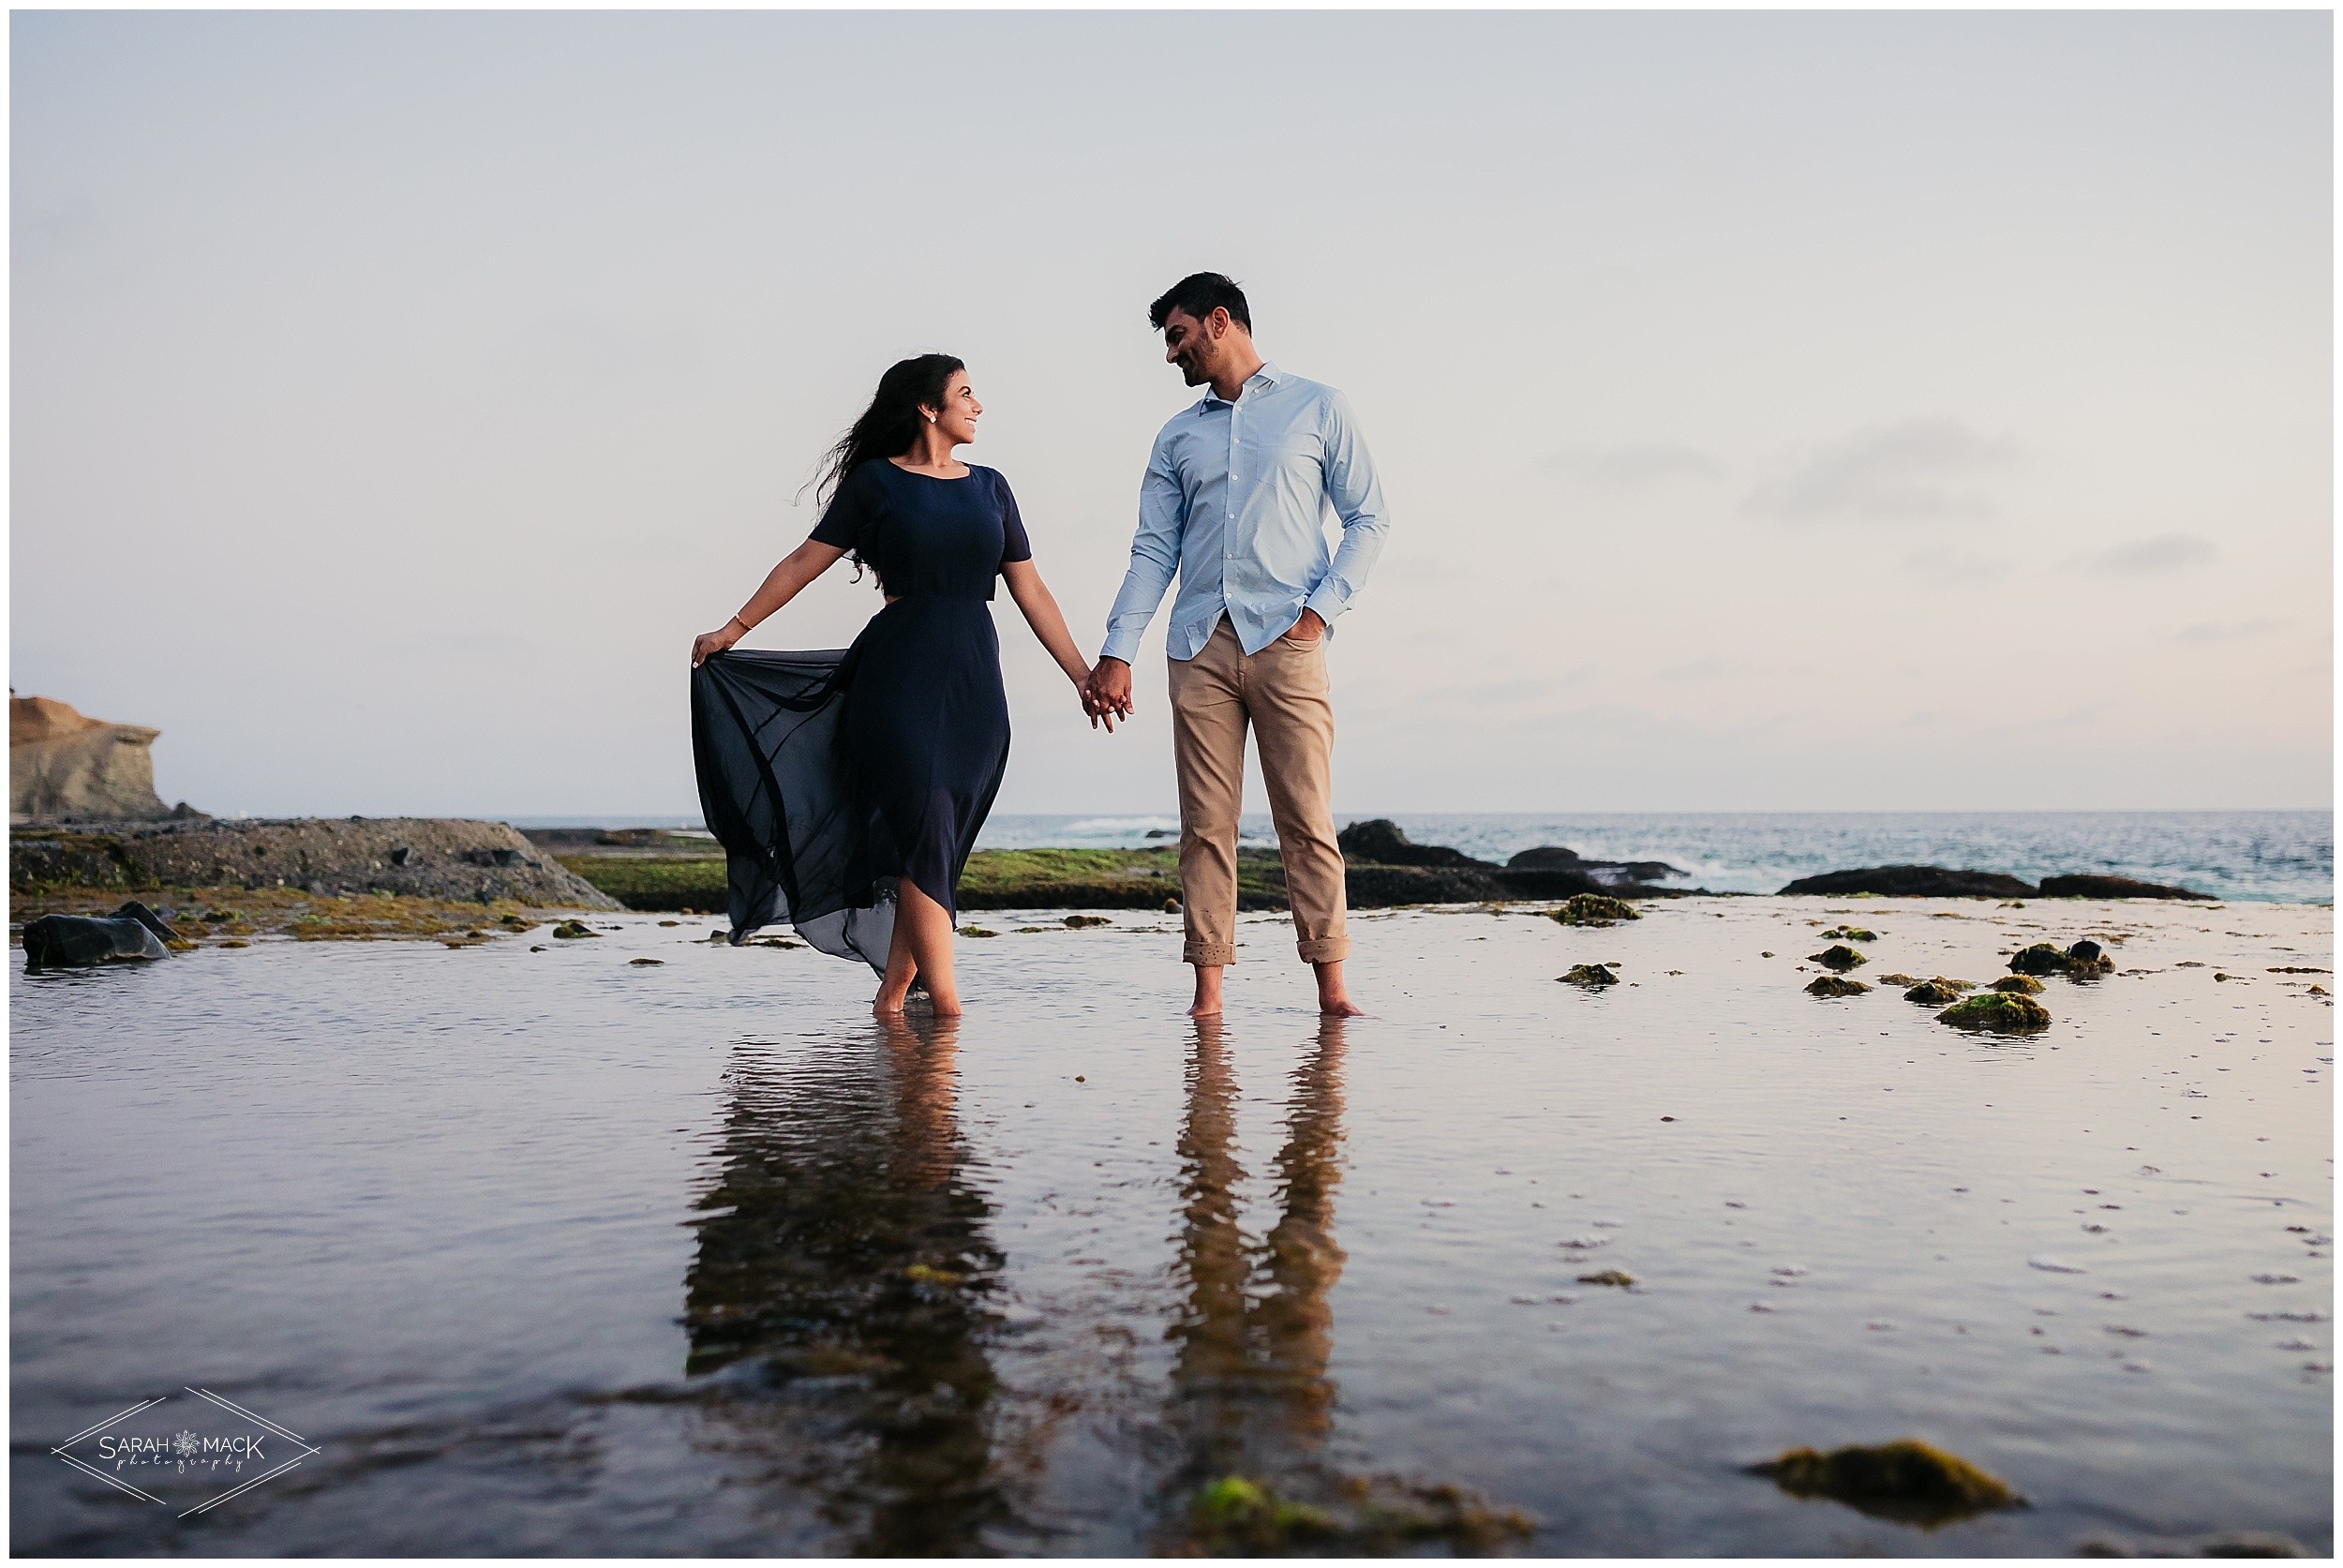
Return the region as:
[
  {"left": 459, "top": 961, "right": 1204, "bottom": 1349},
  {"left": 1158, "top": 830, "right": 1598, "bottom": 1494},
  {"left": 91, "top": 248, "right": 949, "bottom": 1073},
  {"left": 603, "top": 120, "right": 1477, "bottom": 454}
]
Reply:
[
  {"left": 1303, "top": 583, "right": 1350, "bottom": 627},
  {"left": 1097, "top": 627, "right": 1144, "bottom": 665}
]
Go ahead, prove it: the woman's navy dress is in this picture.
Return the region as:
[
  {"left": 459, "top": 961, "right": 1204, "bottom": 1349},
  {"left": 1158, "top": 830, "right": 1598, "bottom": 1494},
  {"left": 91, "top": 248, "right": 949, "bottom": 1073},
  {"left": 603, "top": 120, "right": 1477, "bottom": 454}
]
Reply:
[{"left": 690, "top": 460, "right": 1031, "bottom": 971}]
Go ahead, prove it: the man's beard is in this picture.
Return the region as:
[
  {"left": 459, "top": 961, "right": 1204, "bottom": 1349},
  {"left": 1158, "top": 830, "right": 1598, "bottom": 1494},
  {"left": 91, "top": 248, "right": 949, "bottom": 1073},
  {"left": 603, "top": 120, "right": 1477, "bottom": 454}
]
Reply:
[{"left": 1178, "top": 356, "right": 1207, "bottom": 385}]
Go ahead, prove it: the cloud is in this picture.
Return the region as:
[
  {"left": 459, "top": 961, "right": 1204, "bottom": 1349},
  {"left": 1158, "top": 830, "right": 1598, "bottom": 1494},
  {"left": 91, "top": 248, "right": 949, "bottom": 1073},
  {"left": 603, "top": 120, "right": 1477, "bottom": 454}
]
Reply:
[
  {"left": 2171, "top": 616, "right": 2283, "bottom": 644},
  {"left": 2071, "top": 533, "right": 2218, "bottom": 577},
  {"left": 1543, "top": 441, "right": 1727, "bottom": 485},
  {"left": 1742, "top": 417, "right": 2018, "bottom": 523}
]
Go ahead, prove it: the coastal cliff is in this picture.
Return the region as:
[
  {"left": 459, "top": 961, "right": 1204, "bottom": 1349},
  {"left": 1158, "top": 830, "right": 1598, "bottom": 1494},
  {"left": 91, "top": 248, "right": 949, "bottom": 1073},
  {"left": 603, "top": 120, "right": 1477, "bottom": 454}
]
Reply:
[{"left": 10, "top": 694, "right": 201, "bottom": 821}]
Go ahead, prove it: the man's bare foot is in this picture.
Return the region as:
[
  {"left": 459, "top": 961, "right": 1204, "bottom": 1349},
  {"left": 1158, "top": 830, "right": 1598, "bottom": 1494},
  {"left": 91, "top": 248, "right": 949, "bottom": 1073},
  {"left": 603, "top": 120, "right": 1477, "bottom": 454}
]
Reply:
[
  {"left": 1188, "top": 965, "right": 1225, "bottom": 1018},
  {"left": 1314, "top": 960, "right": 1367, "bottom": 1017}
]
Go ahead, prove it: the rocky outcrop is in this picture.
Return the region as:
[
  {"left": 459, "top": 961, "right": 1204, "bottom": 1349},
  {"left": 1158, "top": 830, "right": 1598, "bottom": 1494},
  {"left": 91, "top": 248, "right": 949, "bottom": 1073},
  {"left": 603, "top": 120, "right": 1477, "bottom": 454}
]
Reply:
[
  {"left": 1337, "top": 819, "right": 1488, "bottom": 869},
  {"left": 10, "top": 816, "right": 619, "bottom": 909},
  {"left": 1338, "top": 819, "right": 1692, "bottom": 900},
  {"left": 2037, "top": 874, "right": 2213, "bottom": 901},
  {"left": 10, "top": 695, "right": 201, "bottom": 821},
  {"left": 1779, "top": 865, "right": 2037, "bottom": 898},
  {"left": 1507, "top": 844, "right": 1688, "bottom": 884}
]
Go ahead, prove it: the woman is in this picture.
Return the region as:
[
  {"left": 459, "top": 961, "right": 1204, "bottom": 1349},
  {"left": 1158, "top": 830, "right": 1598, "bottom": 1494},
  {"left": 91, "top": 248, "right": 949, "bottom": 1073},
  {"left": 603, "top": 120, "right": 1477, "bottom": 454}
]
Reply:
[{"left": 690, "top": 354, "right": 1099, "bottom": 1016}]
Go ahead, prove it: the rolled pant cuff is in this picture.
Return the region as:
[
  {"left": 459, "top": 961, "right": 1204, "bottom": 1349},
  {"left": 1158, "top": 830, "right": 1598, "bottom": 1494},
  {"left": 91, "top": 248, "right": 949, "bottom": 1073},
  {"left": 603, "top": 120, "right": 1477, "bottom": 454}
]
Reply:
[
  {"left": 1185, "top": 943, "right": 1236, "bottom": 967},
  {"left": 1297, "top": 937, "right": 1351, "bottom": 964}
]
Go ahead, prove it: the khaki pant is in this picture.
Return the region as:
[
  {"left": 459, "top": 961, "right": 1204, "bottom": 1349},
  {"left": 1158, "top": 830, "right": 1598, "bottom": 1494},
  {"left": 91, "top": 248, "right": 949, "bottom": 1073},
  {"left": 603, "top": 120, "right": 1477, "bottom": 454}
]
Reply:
[{"left": 1168, "top": 617, "right": 1349, "bottom": 967}]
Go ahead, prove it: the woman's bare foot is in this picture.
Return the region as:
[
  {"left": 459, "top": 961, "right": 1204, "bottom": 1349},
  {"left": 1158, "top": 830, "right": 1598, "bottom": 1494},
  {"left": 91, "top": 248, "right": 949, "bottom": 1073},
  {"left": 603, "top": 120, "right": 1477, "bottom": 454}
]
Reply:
[{"left": 1188, "top": 965, "right": 1225, "bottom": 1018}]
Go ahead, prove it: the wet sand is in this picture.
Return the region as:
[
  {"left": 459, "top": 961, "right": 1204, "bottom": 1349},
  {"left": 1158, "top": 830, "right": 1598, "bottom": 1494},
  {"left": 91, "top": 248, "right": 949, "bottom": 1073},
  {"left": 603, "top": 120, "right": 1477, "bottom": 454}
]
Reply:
[{"left": 10, "top": 896, "right": 2331, "bottom": 1554}]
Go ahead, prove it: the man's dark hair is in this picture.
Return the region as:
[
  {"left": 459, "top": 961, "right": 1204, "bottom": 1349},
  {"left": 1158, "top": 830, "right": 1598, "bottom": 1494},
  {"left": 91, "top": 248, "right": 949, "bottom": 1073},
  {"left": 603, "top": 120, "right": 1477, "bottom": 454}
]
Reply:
[{"left": 1149, "top": 273, "right": 1251, "bottom": 333}]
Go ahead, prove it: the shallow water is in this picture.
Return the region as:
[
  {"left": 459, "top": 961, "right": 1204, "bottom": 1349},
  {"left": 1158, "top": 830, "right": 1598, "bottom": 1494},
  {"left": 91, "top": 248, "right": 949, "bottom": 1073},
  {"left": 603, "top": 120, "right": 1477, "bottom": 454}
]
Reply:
[{"left": 11, "top": 899, "right": 2333, "bottom": 1554}]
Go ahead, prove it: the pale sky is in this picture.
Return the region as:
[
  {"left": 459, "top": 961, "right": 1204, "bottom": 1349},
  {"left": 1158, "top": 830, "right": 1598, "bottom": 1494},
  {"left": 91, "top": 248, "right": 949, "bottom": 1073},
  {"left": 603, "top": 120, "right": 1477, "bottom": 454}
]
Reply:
[{"left": 12, "top": 10, "right": 2332, "bottom": 816}]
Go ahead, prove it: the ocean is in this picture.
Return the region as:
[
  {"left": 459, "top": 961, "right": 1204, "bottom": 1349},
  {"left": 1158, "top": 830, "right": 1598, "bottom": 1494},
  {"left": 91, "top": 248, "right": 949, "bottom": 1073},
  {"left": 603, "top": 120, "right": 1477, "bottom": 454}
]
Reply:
[
  {"left": 982, "top": 810, "right": 2334, "bottom": 903},
  {"left": 504, "top": 810, "right": 2331, "bottom": 903}
]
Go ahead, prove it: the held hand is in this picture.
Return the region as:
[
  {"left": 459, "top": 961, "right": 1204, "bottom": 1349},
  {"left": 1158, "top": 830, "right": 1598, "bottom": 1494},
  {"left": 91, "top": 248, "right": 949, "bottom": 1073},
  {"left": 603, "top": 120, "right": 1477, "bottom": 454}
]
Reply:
[
  {"left": 1077, "top": 666, "right": 1119, "bottom": 733},
  {"left": 691, "top": 617, "right": 746, "bottom": 668},
  {"left": 1085, "top": 658, "right": 1134, "bottom": 730}
]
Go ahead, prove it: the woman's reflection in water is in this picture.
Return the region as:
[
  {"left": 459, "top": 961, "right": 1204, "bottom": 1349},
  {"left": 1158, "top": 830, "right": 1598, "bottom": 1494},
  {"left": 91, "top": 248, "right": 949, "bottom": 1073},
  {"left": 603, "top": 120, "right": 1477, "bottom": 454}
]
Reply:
[
  {"left": 1168, "top": 1016, "right": 1351, "bottom": 1491},
  {"left": 679, "top": 1013, "right": 1007, "bottom": 1553}
]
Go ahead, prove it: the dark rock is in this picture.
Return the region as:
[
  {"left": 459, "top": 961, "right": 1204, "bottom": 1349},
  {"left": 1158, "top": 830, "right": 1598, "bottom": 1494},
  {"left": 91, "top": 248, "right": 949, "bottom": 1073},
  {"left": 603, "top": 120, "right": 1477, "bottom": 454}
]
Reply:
[
  {"left": 1809, "top": 944, "right": 1868, "bottom": 972},
  {"left": 2010, "top": 942, "right": 2112, "bottom": 979},
  {"left": 1510, "top": 844, "right": 1688, "bottom": 884},
  {"left": 1806, "top": 975, "right": 1870, "bottom": 997},
  {"left": 1489, "top": 865, "right": 1611, "bottom": 899},
  {"left": 1560, "top": 963, "right": 1619, "bottom": 988},
  {"left": 1338, "top": 818, "right": 1492, "bottom": 869},
  {"left": 2037, "top": 874, "right": 2214, "bottom": 901},
  {"left": 1063, "top": 915, "right": 1112, "bottom": 928},
  {"left": 1343, "top": 864, "right": 1506, "bottom": 904},
  {"left": 1820, "top": 925, "right": 1877, "bottom": 941},
  {"left": 1992, "top": 975, "right": 2045, "bottom": 994},
  {"left": 1904, "top": 979, "right": 1967, "bottom": 1005},
  {"left": 1779, "top": 865, "right": 2038, "bottom": 898},
  {"left": 1145, "top": 829, "right": 1176, "bottom": 840},
  {"left": 22, "top": 900, "right": 180, "bottom": 968}
]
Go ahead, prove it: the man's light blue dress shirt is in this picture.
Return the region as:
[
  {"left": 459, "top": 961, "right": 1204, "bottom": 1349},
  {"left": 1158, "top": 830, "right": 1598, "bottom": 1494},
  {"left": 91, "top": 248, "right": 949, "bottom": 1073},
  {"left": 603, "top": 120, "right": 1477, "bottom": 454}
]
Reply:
[{"left": 1099, "top": 363, "right": 1391, "bottom": 665}]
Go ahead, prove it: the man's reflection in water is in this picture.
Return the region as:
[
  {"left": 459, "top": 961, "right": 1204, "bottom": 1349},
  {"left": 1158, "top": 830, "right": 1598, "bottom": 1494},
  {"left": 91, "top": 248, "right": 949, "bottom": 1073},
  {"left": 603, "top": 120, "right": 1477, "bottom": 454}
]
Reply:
[
  {"left": 680, "top": 1013, "right": 1007, "bottom": 1553},
  {"left": 1168, "top": 1016, "right": 1350, "bottom": 1489}
]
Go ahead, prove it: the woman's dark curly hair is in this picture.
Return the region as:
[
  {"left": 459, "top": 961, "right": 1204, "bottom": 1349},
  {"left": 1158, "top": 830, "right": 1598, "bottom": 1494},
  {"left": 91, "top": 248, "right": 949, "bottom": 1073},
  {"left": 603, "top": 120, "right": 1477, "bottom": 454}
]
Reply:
[{"left": 809, "top": 353, "right": 964, "bottom": 581}]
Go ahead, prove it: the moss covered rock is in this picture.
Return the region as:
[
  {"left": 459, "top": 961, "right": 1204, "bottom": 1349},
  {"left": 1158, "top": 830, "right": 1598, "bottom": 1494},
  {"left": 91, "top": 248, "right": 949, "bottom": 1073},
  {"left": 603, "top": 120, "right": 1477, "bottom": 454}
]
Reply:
[
  {"left": 1807, "top": 975, "right": 1870, "bottom": 997},
  {"left": 1561, "top": 963, "right": 1619, "bottom": 988},
  {"left": 1821, "top": 925, "right": 1878, "bottom": 941},
  {"left": 1809, "top": 944, "right": 1868, "bottom": 972},
  {"left": 1938, "top": 992, "right": 2051, "bottom": 1032},
  {"left": 1750, "top": 1439, "right": 2022, "bottom": 1526},
  {"left": 1549, "top": 892, "right": 1640, "bottom": 927},
  {"left": 1992, "top": 974, "right": 2045, "bottom": 994},
  {"left": 1903, "top": 978, "right": 1966, "bottom": 1005}
]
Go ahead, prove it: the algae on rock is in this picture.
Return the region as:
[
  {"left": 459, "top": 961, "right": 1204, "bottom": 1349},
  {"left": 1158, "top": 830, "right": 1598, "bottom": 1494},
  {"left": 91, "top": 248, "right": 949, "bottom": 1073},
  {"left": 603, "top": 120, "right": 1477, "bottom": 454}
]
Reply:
[
  {"left": 1937, "top": 992, "right": 2052, "bottom": 1032},
  {"left": 1750, "top": 1439, "right": 2023, "bottom": 1526},
  {"left": 1549, "top": 892, "right": 1640, "bottom": 927}
]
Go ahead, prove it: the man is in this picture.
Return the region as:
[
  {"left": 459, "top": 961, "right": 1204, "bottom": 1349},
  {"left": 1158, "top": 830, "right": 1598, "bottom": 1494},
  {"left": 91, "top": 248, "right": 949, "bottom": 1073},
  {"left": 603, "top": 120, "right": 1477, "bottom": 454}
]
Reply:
[{"left": 1083, "top": 273, "right": 1390, "bottom": 1018}]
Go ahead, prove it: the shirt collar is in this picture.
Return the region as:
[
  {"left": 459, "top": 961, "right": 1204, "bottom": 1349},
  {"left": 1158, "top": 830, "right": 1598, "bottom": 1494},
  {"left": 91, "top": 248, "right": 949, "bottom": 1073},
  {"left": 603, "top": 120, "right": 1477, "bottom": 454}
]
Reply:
[{"left": 1201, "top": 361, "right": 1281, "bottom": 409}]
